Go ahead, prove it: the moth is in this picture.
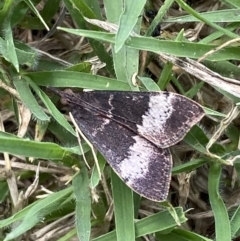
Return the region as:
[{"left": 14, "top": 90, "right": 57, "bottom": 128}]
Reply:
[{"left": 52, "top": 89, "right": 204, "bottom": 201}]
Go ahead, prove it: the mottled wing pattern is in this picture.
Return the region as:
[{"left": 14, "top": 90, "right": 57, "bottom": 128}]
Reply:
[
  {"left": 69, "top": 99, "right": 172, "bottom": 201},
  {"left": 52, "top": 90, "right": 204, "bottom": 201}
]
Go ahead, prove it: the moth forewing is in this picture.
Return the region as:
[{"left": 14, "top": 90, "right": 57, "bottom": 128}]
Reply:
[{"left": 52, "top": 89, "right": 204, "bottom": 201}]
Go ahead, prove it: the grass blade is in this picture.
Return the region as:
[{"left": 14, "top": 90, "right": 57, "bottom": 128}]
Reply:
[
  {"left": 74, "top": 167, "right": 91, "bottom": 241},
  {"left": 111, "top": 171, "right": 135, "bottom": 241},
  {"left": 4, "top": 187, "right": 73, "bottom": 240},
  {"left": 208, "top": 163, "right": 231, "bottom": 241}
]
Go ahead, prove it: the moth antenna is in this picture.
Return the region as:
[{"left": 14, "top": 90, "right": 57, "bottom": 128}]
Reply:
[
  {"left": 69, "top": 112, "right": 102, "bottom": 179},
  {"left": 69, "top": 112, "right": 90, "bottom": 169}
]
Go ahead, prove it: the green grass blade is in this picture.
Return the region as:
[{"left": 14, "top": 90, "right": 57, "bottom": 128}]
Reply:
[
  {"left": 219, "top": 0, "right": 240, "bottom": 8},
  {"left": 74, "top": 167, "right": 91, "bottom": 241},
  {"left": 165, "top": 9, "right": 240, "bottom": 23},
  {"left": 92, "top": 207, "right": 186, "bottom": 240},
  {"left": 146, "top": 0, "right": 174, "bottom": 37},
  {"left": 111, "top": 171, "right": 135, "bottom": 241},
  {"left": 230, "top": 206, "right": 240, "bottom": 238},
  {"left": 157, "top": 62, "right": 173, "bottom": 90},
  {"left": 175, "top": 0, "right": 238, "bottom": 39},
  {"left": 156, "top": 228, "right": 213, "bottom": 241},
  {"left": 0, "top": 182, "right": 8, "bottom": 202},
  {"left": 4, "top": 187, "right": 73, "bottom": 240},
  {"left": 57, "top": 28, "right": 240, "bottom": 61},
  {"left": 4, "top": 18, "right": 19, "bottom": 72},
  {"left": 172, "top": 158, "right": 208, "bottom": 175},
  {"left": 0, "top": 0, "right": 15, "bottom": 28},
  {"left": 0, "top": 135, "right": 66, "bottom": 159},
  {"left": 90, "top": 154, "right": 106, "bottom": 188},
  {"left": 104, "top": 0, "right": 140, "bottom": 89},
  {"left": 63, "top": 0, "right": 114, "bottom": 75},
  {"left": 208, "top": 163, "right": 231, "bottom": 241},
  {"left": 13, "top": 76, "right": 49, "bottom": 121},
  {"left": 27, "top": 78, "right": 76, "bottom": 136},
  {"left": 135, "top": 207, "right": 187, "bottom": 236},
  {"left": 185, "top": 82, "right": 204, "bottom": 99},
  {"left": 104, "top": 0, "right": 122, "bottom": 22},
  {"left": 83, "top": 0, "right": 102, "bottom": 19},
  {"left": 115, "top": 0, "right": 146, "bottom": 52},
  {"left": 184, "top": 125, "right": 208, "bottom": 154},
  {"left": 24, "top": 0, "right": 49, "bottom": 30},
  {"left": 13, "top": 40, "right": 39, "bottom": 68},
  {"left": 27, "top": 71, "right": 131, "bottom": 90},
  {"left": 184, "top": 125, "right": 225, "bottom": 157},
  {"left": 138, "top": 77, "right": 160, "bottom": 91}
]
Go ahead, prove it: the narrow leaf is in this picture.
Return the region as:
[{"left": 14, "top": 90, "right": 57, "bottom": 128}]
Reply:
[
  {"left": 74, "top": 167, "right": 91, "bottom": 241},
  {"left": 112, "top": 171, "right": 135, "bottom": 241}
]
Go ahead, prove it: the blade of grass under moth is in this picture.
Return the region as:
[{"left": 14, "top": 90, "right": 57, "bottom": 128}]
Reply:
[{"left": 111, "top": 171, "right": 135, "bottom": 241}]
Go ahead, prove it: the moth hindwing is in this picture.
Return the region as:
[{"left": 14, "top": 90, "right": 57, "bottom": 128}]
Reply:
[{"left": 53, "top": 90, "right": 204, "bottom": 201}]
